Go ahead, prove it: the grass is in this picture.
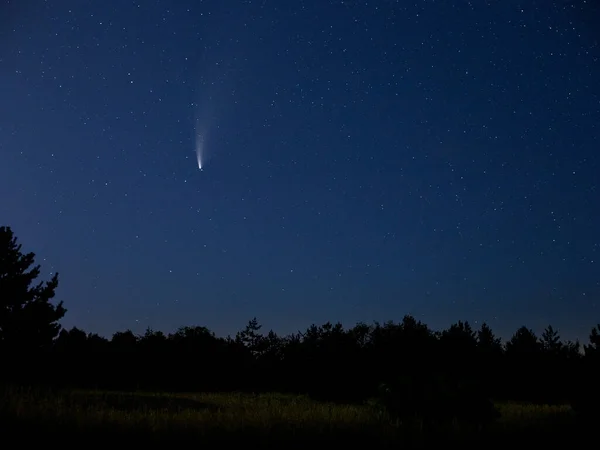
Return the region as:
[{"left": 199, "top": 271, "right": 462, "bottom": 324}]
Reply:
[{"left": 0, "top": 386, "right": 588, "bottom": 448}]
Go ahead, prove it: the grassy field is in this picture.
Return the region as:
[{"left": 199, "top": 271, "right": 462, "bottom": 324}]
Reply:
[{"left": 0, "top": 386, "right": 587, "bottom": 448}]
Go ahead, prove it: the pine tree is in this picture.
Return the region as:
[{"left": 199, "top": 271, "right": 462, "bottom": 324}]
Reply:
[
  {"left": 584, "top": 324, "right": 600, "bottom": 358},
  {"left": 235, "top": 317, "right": 265, "bottom": 357},
  {"left": 540, "top": 325, "right": 562, "bottom": 354},
  {"left": 0, "top": 226, "right": 66, "bottom": 351},
  {"left": 476, "top": 323, "right": 503, "bottom": 354}
]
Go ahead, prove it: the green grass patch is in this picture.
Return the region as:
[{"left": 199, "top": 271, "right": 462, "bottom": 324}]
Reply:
[{"left": 0, "top": 386, "right": 585, "bottom": 448}]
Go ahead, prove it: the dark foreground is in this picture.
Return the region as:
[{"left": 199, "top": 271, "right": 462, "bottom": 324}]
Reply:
[{"left": 0, "top": 387, "right": 592, "bottom": 448}]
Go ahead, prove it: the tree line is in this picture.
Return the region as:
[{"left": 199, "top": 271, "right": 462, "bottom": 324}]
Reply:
[{"left": 1, "top": 225, "right": 600, "bottom": 422}]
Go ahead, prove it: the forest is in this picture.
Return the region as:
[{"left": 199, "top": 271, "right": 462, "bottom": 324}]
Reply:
[{"left": 1, "top": 224, "right": 599, "bottom": 447}]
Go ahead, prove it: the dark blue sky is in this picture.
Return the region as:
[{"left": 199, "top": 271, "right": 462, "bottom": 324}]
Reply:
[{"left": 1, "top": 0, "right": 599, "bottom": 342}]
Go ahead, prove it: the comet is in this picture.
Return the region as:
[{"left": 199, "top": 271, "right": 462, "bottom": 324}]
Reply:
[{"left": 195, "top": 131, "right": 204, "bottom": 171}]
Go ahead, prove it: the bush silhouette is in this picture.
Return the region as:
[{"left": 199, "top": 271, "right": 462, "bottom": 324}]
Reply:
[{"left": 378, "top": 376, "right": 500, "bottom": 432}]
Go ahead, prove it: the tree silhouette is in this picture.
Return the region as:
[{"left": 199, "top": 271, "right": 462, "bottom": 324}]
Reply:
[
  {"left": 111, "top": 330, "right": 138, "bottom": 351},
  {"left": 540, "top": 325, "right": 562, "bottom": 354},
  {"left": 235, "top": 317, "right": 265, "bottom": 356},
  {"left": 583, "top": 324, "right": 600, "bottom": 357},
  {"left": 440, "top": 320, "right": 478, "bottom": 360},
  {"left": 55, "top": 326, "right": 89, "bottom": 352},
  {"left": 505, "top": 326, "right": 541, "bottom": 356},
  {"left": 504, "top": 326, "right": 545, "bottom": 401},
  {"left": 570, "top": 324, "right": 600, "bottom": 420},
  {"left": 0, "top": 226, "right": 66, "bottom": 352},
  {"left": 476, "top": 323, "right": 502, "bottom": 352}
]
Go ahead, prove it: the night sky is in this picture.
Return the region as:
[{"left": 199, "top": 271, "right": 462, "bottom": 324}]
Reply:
[{"left": 1, "top": 1, "right": 599, "bottom": 342}]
